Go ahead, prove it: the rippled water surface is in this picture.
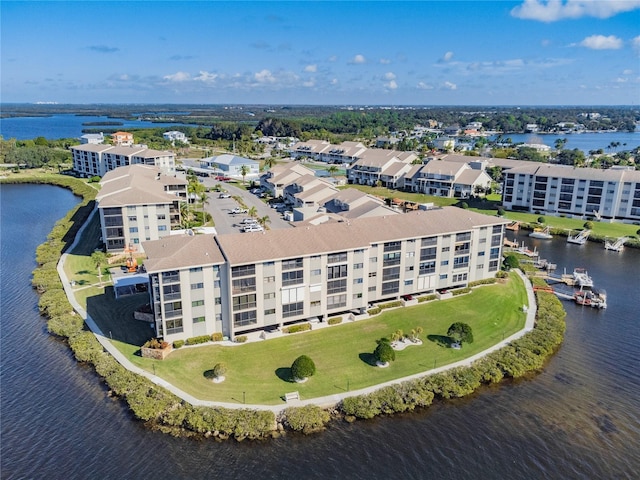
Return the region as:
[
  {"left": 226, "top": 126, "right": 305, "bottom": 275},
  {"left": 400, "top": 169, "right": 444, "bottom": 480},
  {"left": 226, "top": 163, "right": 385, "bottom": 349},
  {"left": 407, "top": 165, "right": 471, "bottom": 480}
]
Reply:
[{"left": 1, "top": 184, "right": 638, "bottom": 479}]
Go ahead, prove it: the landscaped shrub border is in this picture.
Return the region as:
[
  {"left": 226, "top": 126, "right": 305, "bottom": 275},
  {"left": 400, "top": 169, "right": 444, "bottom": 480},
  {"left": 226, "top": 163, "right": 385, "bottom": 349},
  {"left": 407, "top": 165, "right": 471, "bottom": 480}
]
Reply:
[
  {"left": 20, "top": 172, "right": 567, "bottom": 441},
  {"left": 282, "top": 323, "right": 311, "bottom": 334}
]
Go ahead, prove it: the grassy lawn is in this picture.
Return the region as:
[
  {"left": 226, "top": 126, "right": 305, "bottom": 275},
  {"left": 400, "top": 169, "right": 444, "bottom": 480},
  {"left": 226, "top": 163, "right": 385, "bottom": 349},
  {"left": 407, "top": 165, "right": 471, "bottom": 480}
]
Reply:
[
  {"left": 339, "top": 184, "right": 459, "bottom": 207},
  {"left": 109, "top": 274, "right": 527, "bottom": 405}
]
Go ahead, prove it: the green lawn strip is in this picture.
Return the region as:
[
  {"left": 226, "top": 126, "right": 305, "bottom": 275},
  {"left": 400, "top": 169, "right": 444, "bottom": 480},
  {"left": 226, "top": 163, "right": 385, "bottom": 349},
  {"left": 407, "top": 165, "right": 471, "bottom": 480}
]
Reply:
[
  {"left": 337, "top": 184, "right": 459, "bottom": 207},
  {"left": 122, "top": 275, "right": 526, "bottom": 405}
]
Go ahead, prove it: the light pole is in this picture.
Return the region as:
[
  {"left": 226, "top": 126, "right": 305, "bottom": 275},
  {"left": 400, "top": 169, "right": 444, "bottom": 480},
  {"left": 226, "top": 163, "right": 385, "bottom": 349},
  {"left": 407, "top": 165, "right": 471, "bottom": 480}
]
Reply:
[{"left": 243, "top": 391, "right": 246, "bottom": 404}]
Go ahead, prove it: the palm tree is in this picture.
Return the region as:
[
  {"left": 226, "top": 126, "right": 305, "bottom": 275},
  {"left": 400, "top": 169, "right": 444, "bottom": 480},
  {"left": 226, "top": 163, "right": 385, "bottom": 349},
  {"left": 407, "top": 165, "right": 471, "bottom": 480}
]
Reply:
[
  {"left": 257, "top": 215, "right": 271, "bottom": 230},
  {"left": 198, "top": 191, "right": 209, "bottom": 225},
  {"left": 248, "top": 206, "right": 258, "bottom": 218},
  {"left": 179, "top": 201, "right": 195, "bottom": 229},
  {"left": 90, "top": 251, "right": 107, "bottom": 286},
  {"left": 263, "top": 157, "right": 276, "bottom": 171},
  {"left": 240, "top": 164, "right": 250, "bottom": 184},
  {"left": 327, "top": 165, "right": 339, "bottom": 178}
]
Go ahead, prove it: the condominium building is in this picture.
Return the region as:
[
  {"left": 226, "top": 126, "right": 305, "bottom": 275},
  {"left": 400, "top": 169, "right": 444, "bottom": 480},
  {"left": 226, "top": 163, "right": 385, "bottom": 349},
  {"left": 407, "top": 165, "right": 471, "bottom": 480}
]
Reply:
[
  {"left": 97, "top": 165, "right": 187, "bottom": 252},
  {"left": 71, "top": 144, "right": 176, "bottom": 177},
  {"left": 502, "top": 164, "right": 640, "bottom": 223},
  {"left": 143, "top": 207, "right": 508, "bottom": 343}
]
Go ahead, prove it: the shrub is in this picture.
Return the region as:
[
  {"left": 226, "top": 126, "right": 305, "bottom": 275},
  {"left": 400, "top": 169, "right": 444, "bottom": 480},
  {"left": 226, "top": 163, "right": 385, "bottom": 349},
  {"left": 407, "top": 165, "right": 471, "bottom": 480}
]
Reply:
[
  {"left": 234, "top": 335, "right": 247, "bottom": 343},
  {"left": 291, "top": 355, "right": 316, "bottom": 379},
  {"left": 459, "top": 201, "right": 469, "bottom": 209},
  {"left": 283, "top": 405, "right": 330, "bottom": 433},
  {"left": 495, "top": 270, "right": 509, "bottom": 279},
  {"left": 468, "top": 278, "right": 497, "bottom": 287},
  {"left": 211, "top": 332, "right": 223, "bottom": 342},
  {"left": 497, "top": 207, "right": 505, "bottom": 216},
  {"left": 417, "top": 294, "right": 437, "bottom": 303},
  {"left": 447, "top": 322, "right": 474, "bottom": 345},
  {"left": 373, "top": 341, "right": 395, "bottom": 364},
  {"left": 451, "top": 287, "right": 471, "bottom": 296},
  {"left": 185, "top": 335, "right": 211, "bottom": 346},
  {"left": 503, "top": 254, "right": 520, "bottom": 270},
  {"left": 143, "top": 338, "right": 169, "bottom": 350},
  {"left": 584, "top": 221, "right": 594, "bottom": 230},
  {"left": 327, "top": 316, "right": 342, "bottom": 325},
  {"left": 378, "top": 301, "right": 402, "bottom": 309},
  {"left": 173, "top": 340, "right": 185, "bottom": 349},
  {"left": 367, "top": 307, "right": 381, "bottom": 315},
  {"left": 212, "top": 362, "right": 227, "bottom": 378},
  {"left": 283, "top": 323, "right": 311, "bottom": 334},
  {"left": 537, "top": 216, "right": 545, "bottom": 224}
]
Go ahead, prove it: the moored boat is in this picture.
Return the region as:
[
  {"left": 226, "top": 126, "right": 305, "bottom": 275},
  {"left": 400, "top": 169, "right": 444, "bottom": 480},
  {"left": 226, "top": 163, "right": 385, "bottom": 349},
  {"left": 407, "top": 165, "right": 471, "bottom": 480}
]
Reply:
[
  {"left": 567, "top": 229, "right": 590, "bottom": 245},
  {"left": 604, "top": 236, "right": 627, "bottom": 252},
  {"left": 572, "top": 268, "right": 593, "bottom": 288},
  {"left": 529, "top": 226, "right": 553, "bottom": 239}
]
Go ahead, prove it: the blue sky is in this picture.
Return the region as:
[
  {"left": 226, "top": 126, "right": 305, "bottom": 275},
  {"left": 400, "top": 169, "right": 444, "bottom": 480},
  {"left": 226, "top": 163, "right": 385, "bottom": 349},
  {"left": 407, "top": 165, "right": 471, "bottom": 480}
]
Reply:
[{"left": 2, "top": 1, "right": 639, "bottom": 105}]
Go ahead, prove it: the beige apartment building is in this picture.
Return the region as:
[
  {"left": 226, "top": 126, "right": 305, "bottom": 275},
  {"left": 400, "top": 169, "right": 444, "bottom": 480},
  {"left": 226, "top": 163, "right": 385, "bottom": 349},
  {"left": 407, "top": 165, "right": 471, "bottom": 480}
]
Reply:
[
  {"left": 97, "top": 165, "right": 187, "bottom": 252},
  {"left": 143, "top": 207, "right": 508, "bottom": 343},
  {"left": 71, "top": 144, "right": 176, "bottom": 177}
]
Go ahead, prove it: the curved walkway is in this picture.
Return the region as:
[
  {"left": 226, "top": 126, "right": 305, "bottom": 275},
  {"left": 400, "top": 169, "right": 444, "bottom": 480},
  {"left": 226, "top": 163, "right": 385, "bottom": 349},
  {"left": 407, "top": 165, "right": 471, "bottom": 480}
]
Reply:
[{"left": 59, "top": 212, "right": 537, "bottom": 414}]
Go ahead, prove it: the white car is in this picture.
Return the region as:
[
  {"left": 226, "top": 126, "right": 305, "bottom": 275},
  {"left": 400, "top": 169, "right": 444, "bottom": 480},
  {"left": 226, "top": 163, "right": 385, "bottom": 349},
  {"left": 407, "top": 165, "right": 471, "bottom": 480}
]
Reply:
[
  {"left": 218, "top": 193, "right": 231, "bottom": 199},
  {"left": 243, "top": 224, "right": 264, "bottom": 233},
  {"left": 230, "top": 207, "right": 248, "bottom": 214},
  {"left": 239, "top": 218, "right": 258, "bottom": 225}
]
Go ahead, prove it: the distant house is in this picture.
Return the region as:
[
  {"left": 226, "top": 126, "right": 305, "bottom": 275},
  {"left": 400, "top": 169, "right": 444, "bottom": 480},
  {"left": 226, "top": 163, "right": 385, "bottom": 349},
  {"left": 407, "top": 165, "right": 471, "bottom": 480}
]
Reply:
[
  {"left": 80, "top": 132, "right": 104, "bottom": 145},
  {"left": 163, "top": 131, "right": 188, "bottom": 145},
  {"left": 260, "top": 162, "right": 316, "bottom": 197},
  {"left": 200, "top": 154, "right": 259, "bottom": 178},
  {"left": 347, "top": 149, "right": 417, "bottom": 187},
  {"left": 111, "top": 131, "right": 134, "bottom": 146},
  {"left": 433, "top": 137, "right": 456, "bottom": 152}
]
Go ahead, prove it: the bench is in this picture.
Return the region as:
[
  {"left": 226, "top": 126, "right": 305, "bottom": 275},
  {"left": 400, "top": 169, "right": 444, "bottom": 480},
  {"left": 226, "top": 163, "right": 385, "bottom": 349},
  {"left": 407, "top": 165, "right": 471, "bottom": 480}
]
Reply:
[{"left": 284, "top": 391, "right": 300, "bottom": 402}]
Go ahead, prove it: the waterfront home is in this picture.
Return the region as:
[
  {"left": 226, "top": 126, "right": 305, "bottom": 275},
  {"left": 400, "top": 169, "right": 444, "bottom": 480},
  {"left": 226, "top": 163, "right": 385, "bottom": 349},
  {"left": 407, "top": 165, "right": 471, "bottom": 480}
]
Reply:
[
  {"left": 142, "top": 207, "right": 508, "bottom": 343},
  {"left": 96, "top": 165, "right": 187, "bottom": 253},
  {"left": 111, "top": 131, "right": 134, "bottom": 146}
]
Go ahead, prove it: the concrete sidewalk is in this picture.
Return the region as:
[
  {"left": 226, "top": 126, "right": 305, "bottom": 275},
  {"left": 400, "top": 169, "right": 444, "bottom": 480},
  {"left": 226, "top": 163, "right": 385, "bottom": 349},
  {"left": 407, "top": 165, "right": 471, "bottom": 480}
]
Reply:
[{"left": 59, "top": 218, "right": 537, "bottom": 414}]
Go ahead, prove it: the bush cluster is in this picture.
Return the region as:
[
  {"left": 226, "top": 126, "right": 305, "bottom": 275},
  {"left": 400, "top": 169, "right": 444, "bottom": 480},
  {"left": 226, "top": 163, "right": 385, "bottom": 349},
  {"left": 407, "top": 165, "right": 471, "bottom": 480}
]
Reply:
[
  {"left": 417, "top": 294, "right": 437, "bottom": 303},
  {"left": 378, "top": 300, "right": 402, "bottom": 310},
  {"left": 367, "top": 307, "right": 382, "bottom": 315},
  {"left": 281, "top": 405, "right": 330, "bottom": 433},
  {"left": 142, "top": 338, "right": 169, "bottom": 350},
  {"left": 451, "top": 287, "right": 472, "bottom": 296},
  {"left": 327, "top": 317, "right": 342, "bottom": 325},
  {"left": 173, "top": 340, "right": 185, "bottom": 349},
  {"left": 339, "top": 288, "right": 565, "bottom": 420},
  {"left": 234, "top": 335, "right": 247, "bottom": 343},
  {"left": 211, "top": 332, "right": 224, "bottom": 342},
  {"left": 468, "top": 278, "right": 497, "bottom": 287},
  {"left": 185, "top": 335, "right": 211, "bottom": 346},
  {"left": 283, "top": 323, "right": 311, "bottom": 334}
]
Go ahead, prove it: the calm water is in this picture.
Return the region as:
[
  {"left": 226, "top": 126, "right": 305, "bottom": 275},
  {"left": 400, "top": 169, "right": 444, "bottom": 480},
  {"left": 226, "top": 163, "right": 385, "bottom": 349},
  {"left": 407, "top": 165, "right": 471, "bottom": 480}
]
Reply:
[
  {"left": 493, "top": 131, "right": 640, "bottom": 153},
  {"left": 0, "top": 114, "right": 190, "bottom": 140},
  {"left": 1, "top": 184, "right": 639, "bottom": 479}
]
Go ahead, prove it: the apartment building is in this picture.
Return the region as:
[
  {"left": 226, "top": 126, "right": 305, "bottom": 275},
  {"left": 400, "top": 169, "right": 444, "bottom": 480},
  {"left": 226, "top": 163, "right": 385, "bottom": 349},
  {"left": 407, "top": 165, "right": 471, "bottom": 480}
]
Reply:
[
  {"left": 347, "top": 149, "right": 417, "bottom": 187},
  {"left": 71, "top": 144, "right": 176, "bottom": 177},
  {"left": 97, "top": 165, "right": 187, "bottom": 252},
  {"left": 143, "top": 207, "right": 508, "bottom": 343},
  {"left": 404, "top": 160, "right": 492, "bottom": 198},
  {"left": 502, "top": 164, "right": 640, "bottom": 223}
]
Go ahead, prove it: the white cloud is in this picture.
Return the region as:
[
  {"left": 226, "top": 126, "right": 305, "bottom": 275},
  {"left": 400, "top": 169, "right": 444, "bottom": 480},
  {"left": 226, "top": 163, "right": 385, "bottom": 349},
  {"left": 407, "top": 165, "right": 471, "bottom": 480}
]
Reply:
[
  {"left": 350, "top": 54, "right": 366, "bottom": 64},
  {"left": 384, "top": 72, "right": 396, "bottom": 80},
  {"left": 194, "top": 71, "right": 218, "bottom": 83},
  {"left": 443, "top": 51, "right": 454, "bottom": 62},
  {"left": 330, "top": 78, "right": 338, "bottom": 85},
  {"left": 511, "top": 0, "right": 640, "bottom": 22},
  {"left": 303, "top": 80, "right": 315, "bottom": 87},
  {"left": 163, "top": 71, "right": 190, "bottom": 82},
  {"left": 622, "top": 69, "right": 633, "bottom": 75},
  {"left": 385, "top": 80, "right": 398, "bottom": 90},
  {"left": 579, "top": 35, "right": 623, "bottom": 50},
  {"left": 304, "top": 64, "right": 317, "bottom": 73},
  {"left": 254, "top": 69, "right": 276, "bottom": 84},
  {"left": 328, "top": 55, "right": 338, "bottom": 62},
  {"left": 416, "top": 82, "right": 434, "bottom": 90},
  {"left": 380, "top": 58, "right": 391, "bottom": 64},
  {"left": 443, "top": 81, "right": 457, "bottom": 90},
  {"left": 633, "top": 36, "right": 640, "bottom": 55}
]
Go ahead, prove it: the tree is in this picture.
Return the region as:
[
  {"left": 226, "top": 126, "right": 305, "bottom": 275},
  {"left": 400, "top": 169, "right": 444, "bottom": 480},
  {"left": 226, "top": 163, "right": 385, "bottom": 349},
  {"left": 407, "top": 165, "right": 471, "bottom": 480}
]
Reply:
[
  {"left": 263, "top": 157, "right": 275, "bottom": 170},
  {"left": 583, "top": 221, "right": 594, "bottom": 230},
  {"left": 537, "top": 216, "right": 545, "bottom": 224},
  {"left": 240, "top": 164, "right": 250, "bottom": 184},
  {"left": 212, "top": 362, "right": 227, "bottom": 379},
  {"left": 248, "top": 206, "right": 258, "bottom": 218},
  {"left": 554, "top": 138, "right": 568, "bottom": 150},
  {"left": 91, "top": 251, "right": 107, "bottom": 286},
  {"left": 291, "top": 355, "right": 316, "bottom": 380},
  {"left": 257, "top": 215, "right": 271, "bottom": 230},
  {"left": 198, "top": 191, "right": 209, "bottom": 225},
  {"left": 503, "top": 254, "right": 519, "bottom": 271},
  {"left": 373, "top": 339, "right": 396, "bottom": 364},
  {"left": 447, "top": 322, "right": 474, "bottom": 345},
  {"left": 327, "top": 165, "right": 339, "bottom": 178}
]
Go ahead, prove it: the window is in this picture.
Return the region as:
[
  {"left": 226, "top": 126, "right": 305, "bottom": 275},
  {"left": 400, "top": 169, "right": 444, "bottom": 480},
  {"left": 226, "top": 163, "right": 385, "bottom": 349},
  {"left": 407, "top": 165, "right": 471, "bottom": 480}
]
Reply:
[
  {"left": 163, "top": 283, "right": 181, "bottom": 299},
  {"left": 404, "top": 279, "right": 413, "bottom": 286},
  {"left": 166, "top": 317, "right": 183, "bottom": 335},
  {"left": 421, "top": 237, "right": 437, "bottom": 247},
  {"left": 420, "top": 247, "right": 437, "bottom": 261},
  {"left": 419, "top": 261, "right": 436, "bottom": 275},
  {"left": 189, "top": 267, "right": 203, "bottom": 273},
  {"left": 383, "top": 241, "right": 401, "bottom": 252},
  {"left": 382, "top": 266, "right": 400, "bottom": 281},
  {"left": 310, "top": 269, "right": 321, "bottom": 276},
  {"left": 282, "top": 302, "right": 304, "bottom": 318},
  {"left": 232, "top": 264, "right": 255, "bottom": 277},
  {"left": 282, "top": 258, "right": 303, "bottom": 270},
  {"left": 353, "top": 278, "right": 363, "bottom": 284},
  {"left": 129, "top": 227, "right": 138, "bottom": 233},
  {"left": 405, "top": 265, "right": 414, "bottom": 272},
  {"left": 264, "top": 308, "right": 276, "bottom": 316},
  {"left": 193, "top": 316, "right": 205, "bottom": 324},
  {"left": 327, "top": 252, "right": 348, "bottom": 263},
  {"left": 439, "top": 274, "right": 448, "bottom": 280},
  {"left": 368, "top": 286, "right": 377, "bottom": 292},
  {"left": 234, "top": 310, "right": 257, "bottom": 326},
  {"left": 441, "top": 246, "right": 450, "bottom": 253},
  {"left": 263, "top": 261, "right": 275, "bottom": 266},
  {"left": 214, "top": 280, "right": 221, "bottom": 289},
  {"left": 441, "top": 260, "right": 449, "bottom": 266},
  {"left": 327, "top": 264, "right": 348, "bottom": 279},
  {"left": 282, "top": 270, "right": 304, "bottom": 286},
  {"left": 381, "top": 281, "right": 399, "bottom": 295},
  {"left": 191, "top": 300, "right": 204, "bottom": 307},
  {"left": 128, "top": 216, "right": 136, "bottom": 222},
  {"left": 158, "top": 225, "right": 167, "bottom": 231},
  {"left": 264, "top": 275, "right": 276, "bottom": 283},
  {"left": 157, "top": 214, "right": 166, "bottom": 220},
  {"left": 215, "top": 297, "right": 221, "bottom": 305},
  {"left": 232, "top": 277, "right": 256, "bottom": 294},
  {"left": 327, "top": 278, "right": 347, "bottom": 294},
  {"left": 453, "top": 256, "right": 469, "bottom": 269},
  {"left": 264, "top": 292, "right": 276, "bottom": 300},
  {"left": 190, "top": 282, "right": 204, "bottom": 290},
  {"left": 490, "top": 247, "right": 500, "bottom": 260},
  {"left": 406, "top": 251, "right": 415, "bottom": 258},
  {"left": 452, "top": 273, "right": 468, "bottom": 283},
  {"left": 327, "top": 294, "right": 347, "bottom": 309},
  {"left": 310, "top": 300, "right": 321, "bottom": 308},
  {"left": 383, "top": 252, "right": 402, "bottom": 267},
  {"left": 368, "top": 271, "right": 377, "bottom": 277},
  {"left": 353, "top": 263, "right": 363, "bottom": 270},
  {"left": 233, "top": 294, "right": 257, "bottom": 311}
]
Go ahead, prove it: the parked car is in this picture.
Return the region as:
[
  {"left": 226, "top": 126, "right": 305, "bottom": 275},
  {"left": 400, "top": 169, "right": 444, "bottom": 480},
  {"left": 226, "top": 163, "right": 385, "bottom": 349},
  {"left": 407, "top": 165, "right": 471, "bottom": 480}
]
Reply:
[
  {"left": 218, "top": 193, "right": 231, "bottom": 199},
  {"left": 215, "top": 175, "right": 232, "bottom": 182},
  {"left": 239, "top": 218, "right": 258, "bottom": 225},
  {"left": 242, "top": 224, "right": 264, "bottom": 233},
  {"left": 230, "top": 207, "right": 248, "bottom": 214}
]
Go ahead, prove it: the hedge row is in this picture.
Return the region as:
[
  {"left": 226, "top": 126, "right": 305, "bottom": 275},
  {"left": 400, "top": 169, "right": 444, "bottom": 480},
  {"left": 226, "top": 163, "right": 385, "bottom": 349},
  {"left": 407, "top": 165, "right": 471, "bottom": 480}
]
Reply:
[
  {"left": 339, "top": 287, "right": 565, "bottom": 420},
  {"left": 283, "top": 323, "right": 311, "bottom": 334},
  {"left": 327, "top": 317, "right": 343, "bottom": 325}
]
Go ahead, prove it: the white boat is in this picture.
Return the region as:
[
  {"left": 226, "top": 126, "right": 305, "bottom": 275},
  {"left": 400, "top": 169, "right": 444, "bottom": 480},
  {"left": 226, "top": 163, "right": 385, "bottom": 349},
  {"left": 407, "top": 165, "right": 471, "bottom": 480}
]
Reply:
[
  {"left": 572, "top": 268, "right": 593, "bottom": 288},
  {"left": 529, "top": 226, "right": 553, "bottom": 239},
  {"left": 604, "top": 236, "right": 627, "bottom": 252},
  {"left": 567, "top": 229, "right": 590, "bottom": 245}
]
